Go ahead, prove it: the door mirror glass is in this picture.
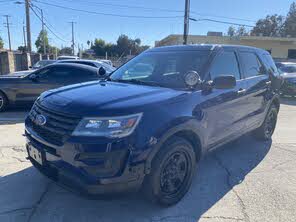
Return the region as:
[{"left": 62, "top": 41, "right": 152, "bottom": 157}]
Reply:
[
  {"left": 213, "top": 75, "right": 236, "bottom": 89},
  {"left": 184, "top": 71, "right": 202, "bottom": 88}
]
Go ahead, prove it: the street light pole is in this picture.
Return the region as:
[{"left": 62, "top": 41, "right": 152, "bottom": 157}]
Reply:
[{"left": 183, "top": 0, "right": 190, "bottom": 45}]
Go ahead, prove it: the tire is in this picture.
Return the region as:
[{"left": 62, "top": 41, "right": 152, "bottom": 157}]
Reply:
[
  {"left": 143, "top": 136, "right": 196, "bottom": 206},
  {"left": 254, "top": 104, "right": 278, "bottom": 141},
  {"left": 0, "top": 91, "right": 8, "bottom": 112}
]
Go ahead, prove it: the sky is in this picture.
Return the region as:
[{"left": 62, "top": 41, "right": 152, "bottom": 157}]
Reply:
[{"left": 0, "top": 0, "right": 295, "bottom": 51}]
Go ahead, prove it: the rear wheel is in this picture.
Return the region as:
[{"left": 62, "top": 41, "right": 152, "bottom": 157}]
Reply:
[
  {"left": 254, "top": 104, "right": 278, "bottom": 140},
  {"left": 143, "top": 137, "right": 196, "bottom": 206},
  {"left": 0, "top": 92, "right": 8, "bottom": 112}
]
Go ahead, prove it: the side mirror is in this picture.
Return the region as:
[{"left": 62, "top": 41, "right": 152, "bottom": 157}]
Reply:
[
  {"left": 98, "top": 67, "right": 106, "bottom": 76},
  {"left": 29, "top": 74, "right": 38, "bottom": 81},
  {"left": 213, "top": 75, "right": 236, "bottom": 89}
]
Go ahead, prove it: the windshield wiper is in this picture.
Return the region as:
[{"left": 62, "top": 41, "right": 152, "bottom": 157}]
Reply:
[{"left": 111, "top": 79, "right": 164, "bottom": 87}]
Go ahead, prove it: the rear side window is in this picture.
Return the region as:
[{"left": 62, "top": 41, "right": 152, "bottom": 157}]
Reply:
[
  {"left": 210, "top": 51, "right": 241, "bottom": 80},
  {"left": 262, "top": 54, "right": 280, "bottom": 76},
  {"left": 239, "top": 52, "right": 265, "bottom": 78}
]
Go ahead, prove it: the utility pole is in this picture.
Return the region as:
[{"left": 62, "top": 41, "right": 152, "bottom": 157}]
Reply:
[
  {"left": 40, "top": 9, "right": 46, "bottom": 55},
  {"left": 23, "top": 22, "right": 27, "bottom": 49},
  {"left": 3, "top": 15, "right": 12, "bottom": 51},
  {"left": 25, "top": 0, "right": 32, "bottom": 52},
  {"left": 183, "top": 0, "right": 190, "bottom": 45},
  {"left": 69, "top": 21, "right": 76, "bottom": 56}
]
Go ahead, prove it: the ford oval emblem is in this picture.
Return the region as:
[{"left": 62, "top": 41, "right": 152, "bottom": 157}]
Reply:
[{"left": 35, "top": 115, "right": 47, "bottom": 126}]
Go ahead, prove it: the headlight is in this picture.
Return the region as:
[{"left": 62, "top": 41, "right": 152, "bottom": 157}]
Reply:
[{"left": 72, "top": 113, "right": 143, "bottom": 138}]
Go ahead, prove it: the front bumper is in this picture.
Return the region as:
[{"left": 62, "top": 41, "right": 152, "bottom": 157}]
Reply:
[{"left": 25, "top": 127, "right": 146, "bottom": 195}]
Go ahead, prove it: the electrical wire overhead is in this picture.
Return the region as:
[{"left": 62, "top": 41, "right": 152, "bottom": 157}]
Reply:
[
  {"left": 32, "top": 0, "right": 183, "bottom": 19},
  {"left": 29, "top": 5, "right": 69, "bottom": 43}
]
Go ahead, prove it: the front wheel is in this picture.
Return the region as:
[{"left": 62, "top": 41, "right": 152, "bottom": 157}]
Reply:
[
  {"left": 0, "top": 92, "right": 8, "bottom": 112},
  {"left": 254, "top": 105, "right": 278, "bottom": 140},
  {"left": 143, "top": 137, "right": 196, "bottom": 206}
]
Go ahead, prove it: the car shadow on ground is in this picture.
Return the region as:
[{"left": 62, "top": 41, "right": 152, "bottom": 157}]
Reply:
[
  {"left": 0, "top": 135, "right": 272, "bottom": 221},
  {"left": 0, "top": 107, "right": 30, "bottom": 125}
]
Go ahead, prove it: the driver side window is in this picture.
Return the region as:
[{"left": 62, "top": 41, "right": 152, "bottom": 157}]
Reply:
[{"left": 210, "top": 51, "right": 241, "bottom": 80}]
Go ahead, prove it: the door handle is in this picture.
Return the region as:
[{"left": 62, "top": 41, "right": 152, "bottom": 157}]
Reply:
[
  {"left": 237, "top": 88, "right": 246, "bottom": 95},
  {"left": 266, "top": 81, "right": 272, "bottom": 86}
]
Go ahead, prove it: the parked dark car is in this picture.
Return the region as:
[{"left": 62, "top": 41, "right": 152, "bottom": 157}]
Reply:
[
  {"left": 280, "top": 72, "right": 296, "bottom": 96},
  {"left": 0, "top": 63, "right": 105, "bottom": 111},
  {"left": 276, "top": 62, "right": 296, "bottom": 72},
  {"left": 31, "top": 60, "right": 57, "bottom": 70},
  {"left": 56, "top": 59, "right": 115, "bottom": 73},
  {"left": 25, "top": 45, "right": 281, "bottom": 206}
]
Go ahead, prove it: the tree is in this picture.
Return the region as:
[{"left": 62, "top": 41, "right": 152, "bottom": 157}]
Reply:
[
  {"left": 35, "top": 30, "right": 49, "bottom": 54},
  {"left": 284, "top": 2, "right": 296, "bottom": 37},
  {"left": 251, "top": 14, "right": 285, "bottom": 37},
  {"left": 87, "top": 40, "right": 91, "bottom": 48},
  {"left": 0, "top": 36, "right": 3, "bottom": 49},
  {"left": 18, "top": 46, "right": 27, "bottom": 52},
  {"left": 116, "top": 35, "right": 130, "bottom": 56},
  {"left": 91, "top": 38, "right": 106, "bottom": 56},
  {"left": 59, "top": 47, "right": 72, "bottom": 55},
  {"left": 236, "top": 26, "right": 249, "bottom": 36},
  {"left": 227, "top": 26, "right": 236, "bottom": 37}
]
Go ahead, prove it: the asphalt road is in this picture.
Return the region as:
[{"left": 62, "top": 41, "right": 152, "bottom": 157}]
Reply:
[{"left": 0, "top": 98, "right": 296, "bottom": 222}]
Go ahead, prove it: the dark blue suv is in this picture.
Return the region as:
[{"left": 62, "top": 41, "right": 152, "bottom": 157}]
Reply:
[{"left": 25, "top": 45, "right": 281, "bottom": 205}]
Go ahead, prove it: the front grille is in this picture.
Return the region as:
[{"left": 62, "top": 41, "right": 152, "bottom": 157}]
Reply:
[{"left": 28, "top": 102, "right": 81, "bottom": 146}]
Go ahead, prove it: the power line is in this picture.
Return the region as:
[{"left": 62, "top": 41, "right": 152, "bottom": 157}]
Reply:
[
  {"left": 34, "top": 0, "right": 256, "bottom": 23},
  {"left": 32, "top": 0, "right": 183, "bottom": 19},
  {"left": 29, "top": 5, "right": 69, "bottom": 42},
  {"left": 192, "top": 18, "right": 255, "bottom": 28}
]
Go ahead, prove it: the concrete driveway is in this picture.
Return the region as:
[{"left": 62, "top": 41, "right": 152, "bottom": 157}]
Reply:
[{"left": 0, "top": 98, "right": 296, "bottom": 222}]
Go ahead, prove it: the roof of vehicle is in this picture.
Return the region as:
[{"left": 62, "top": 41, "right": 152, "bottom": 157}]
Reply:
[
  {"left": 57, "top": 59, "right": 102, "bottom": 64},
  {"left": 41, "top": 62, "right": 99, "bottom": 72},
  {"left": 149, "top": 44, "right": 268, "bottom": 53}
]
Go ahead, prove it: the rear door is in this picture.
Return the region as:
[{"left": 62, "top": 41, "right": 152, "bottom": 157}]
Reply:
[
  {"left": 237, "top": 50, "right": 271, "bottom": 128},
  {"left": 202, "top": 49, "right": 249, "bottom": 147}
]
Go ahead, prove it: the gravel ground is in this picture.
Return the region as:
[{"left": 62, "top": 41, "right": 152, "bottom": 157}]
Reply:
[{"left": 0, "top": 98, "right": 296, "bottom": 222}]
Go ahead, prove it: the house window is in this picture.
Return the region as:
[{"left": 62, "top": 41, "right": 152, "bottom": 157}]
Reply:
[{"left": 288, "top": 49, "right": 296, "bottom": 59}]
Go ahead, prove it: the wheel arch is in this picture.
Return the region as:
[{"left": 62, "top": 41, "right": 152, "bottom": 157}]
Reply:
[
  {"left": 0, "top": 89, "right": 9, "bottom": 103},
  {"left": 145, "top": 123, "right": 204, "bottom": 174}
]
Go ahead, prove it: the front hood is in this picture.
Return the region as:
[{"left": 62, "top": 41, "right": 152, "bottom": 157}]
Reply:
[
  {"left": 39, "top": 81, "right": 187, "bottom": 116},
  {"left": 0, "top": 70, "right": 32, "bottom": 79}
]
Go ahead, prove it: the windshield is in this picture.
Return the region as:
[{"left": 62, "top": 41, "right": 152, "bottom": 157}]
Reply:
[
  {"left": 33, "top": 60, "right": 54, "bottom": 68},
  {"left": 110, "top": 50, "right": 210, "bottom": 89}
]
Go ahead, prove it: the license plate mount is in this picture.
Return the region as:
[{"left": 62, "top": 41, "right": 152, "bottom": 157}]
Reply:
[{"left": 28, "top": 145, "right": 44, "bottom": 165}]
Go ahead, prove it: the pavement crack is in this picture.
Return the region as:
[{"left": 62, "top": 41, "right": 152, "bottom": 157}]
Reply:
[
  {"left": 202, "top": 215, "right": 244, "bottom": 221},
  {"left": 12, "top": 156, "right": 28, "bottom": 163},
  {"left": 273, "top": 146, "right": 296, "bottom": 156},
  {"left": 26, "top": 182, "right": 52, "bottom": 222},
  {"left": 213, "top": 154, "right": 250, "bottom": 222}
]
